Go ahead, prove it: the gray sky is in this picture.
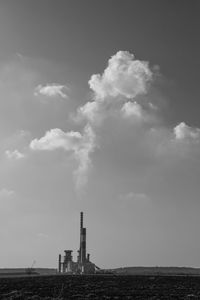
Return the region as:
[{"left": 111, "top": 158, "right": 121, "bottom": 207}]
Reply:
[{"left": 0, "top": 0, "right": 200, "bottom": 269}]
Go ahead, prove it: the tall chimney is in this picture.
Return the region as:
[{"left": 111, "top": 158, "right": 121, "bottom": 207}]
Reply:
[
  {"left": 80, "top": 212, "right": 83, "bottom": 230},
  {"left": 79, "top": 212, "right": 86, "bottom": 263},
  {"left": 81, "top": 228, "right": 86, "bottom": 263},
  {"left": 58, "top": 254, "right": 61, "bottom": 273}
]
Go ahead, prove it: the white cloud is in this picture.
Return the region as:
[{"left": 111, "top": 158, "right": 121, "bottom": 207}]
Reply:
[
  {"left": 73, "top": 125, "right": 96, "bottom": 188},
  {"left": 34, "top": 83, "right": 68, "bottom": 99},
  {"left": 119, "top": 193, "right": 151, "bottom": 209},
  {"left": 174, "top": 122, "right": 200, "bottom": 141},
  {"left": 76, "top": 100, "right": 108, "bottom": 126},
  {"left": 29, "top": 51, "right": 200, "bottom": 192},
  {"left": 74, "top": 51, "right": 200, "bottom": 186},
  {"left": 76, "top": 51, "right": 155, "bottom": 127},
  {"left": 37, "top": 233, "right": 49, "bottom": 239},
  {"left": 121, "top": 101, "right": 144, "bottom": 119},
  {"left": 5, "top": 149, "right": 25, "bottom": 160},
  {"left": 121, "top": 192, "right": 149, "bottom": 202},
  {"left": 30, "top": 128, "right": 82, "bottom": 151},
  {"left": 89, "top": 51, "right": 153, "bottom": 99},
  {"left": 30, "top": 124, "right": 96, "bottom": 189},
  {"left": 0, "top": 188, "right": 15, "bottom": 198},
  {"left": 148, "top": 122, "right": 200, "bottom": 160},
  {"left": 77, "top": 101, "right": 100, "bottom": 123}
]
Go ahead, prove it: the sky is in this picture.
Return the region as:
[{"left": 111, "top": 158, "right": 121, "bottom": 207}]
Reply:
[{"left": 0, "top": 0, "right": 200, "bottom": 269}]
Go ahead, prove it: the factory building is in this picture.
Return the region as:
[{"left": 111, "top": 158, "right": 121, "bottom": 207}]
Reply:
[{"left": 58, "top": 212, "right": 100, "bottom": 274}]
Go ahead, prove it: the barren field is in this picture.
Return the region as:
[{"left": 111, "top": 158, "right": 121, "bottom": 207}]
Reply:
[{"left": 1, "top": 275, "right": 200, "bottom": 299}]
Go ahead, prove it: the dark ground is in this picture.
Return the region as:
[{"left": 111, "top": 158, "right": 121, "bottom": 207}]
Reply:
[{"left": 1, "top": 274, "right": 200, "bottom": 299}]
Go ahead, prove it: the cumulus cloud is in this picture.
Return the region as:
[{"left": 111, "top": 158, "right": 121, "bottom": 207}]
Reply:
[
  {"left": 30, "top": 129, "right": 82, "bottom": 151},
  {"left": 34, "top": 83, "right": 68, "bottom": 99},
  {"left": 30, "top": 124, "right": 96, "bottom": 189},
  {"left": 147, "top": 121, "right": 200, "bottom": 160},
  {"left": 0, "top": 188, "right": 15, "bottom": 198},
  {"left": 5, "top": 149, "right": 25, "bottom": 160},
  {"left": 77, "top": 51, "right": 155, "bottom": 126},
  {"left": 89, "top": 51, "right": 153, "bottom": 99},
  {"left": 174, "top": 122, "right": 200, "bottom": 141}
]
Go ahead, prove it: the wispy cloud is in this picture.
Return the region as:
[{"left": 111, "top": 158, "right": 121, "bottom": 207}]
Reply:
[
  {"left": 37, "top": 233, "right": 49, "bottom": 239},
  {"left": 34, "top": 83, "right": 68, "bottom": 99},
  {"left": 5, "top": 149, "right": 25, "bottom": 160},
  {"left": 0, "top": 188, "right": 15, "bottom": 198},
  {"left": 119, "top": 192, "right": 151, "bottom": 210},
  {"left": 120, "top": 192, "right": 150, "bottom": 202}
]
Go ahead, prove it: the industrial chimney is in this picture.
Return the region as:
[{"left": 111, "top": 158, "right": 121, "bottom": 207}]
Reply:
[{"left": 79, "top": 212, "right": 86, "bottom": 263}]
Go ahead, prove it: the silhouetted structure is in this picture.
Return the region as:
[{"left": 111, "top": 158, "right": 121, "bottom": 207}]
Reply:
[{"left": 58, "top": 212, "right": 100, "bottom": 274}]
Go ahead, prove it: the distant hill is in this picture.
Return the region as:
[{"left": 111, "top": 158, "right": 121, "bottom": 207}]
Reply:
[
  {"left": 110, "top": 266, "right": 200, "bottom": 276},
  {"left": 0, "top": 268, "right": 57, "bottom": 276}
]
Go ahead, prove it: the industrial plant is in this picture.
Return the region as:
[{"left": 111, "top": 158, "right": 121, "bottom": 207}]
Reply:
[{"left": 58, "top": 212, "right": 100, "bottom": 274}]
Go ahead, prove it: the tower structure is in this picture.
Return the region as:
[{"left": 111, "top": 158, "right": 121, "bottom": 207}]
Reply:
[{"left": 79, "top": 212, "right": 86, "bottom": 264}]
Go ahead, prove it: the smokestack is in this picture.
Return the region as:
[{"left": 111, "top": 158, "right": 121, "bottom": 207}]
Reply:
[
  {"left": 58, "top": 254, "right": 61, "bottom": 273},
  {"left": 79, "top": 212, "right": 86, "bottom": 263},
  {"left": 80, "top": 212, "right": 83, "bottom": 230},
  {"left": 79, "top": 212, "right": 83, "bottom": 262},
  {"left": 81, "top": 227, "right": 86, "bottom": 263}
]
